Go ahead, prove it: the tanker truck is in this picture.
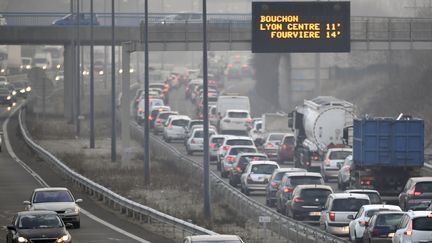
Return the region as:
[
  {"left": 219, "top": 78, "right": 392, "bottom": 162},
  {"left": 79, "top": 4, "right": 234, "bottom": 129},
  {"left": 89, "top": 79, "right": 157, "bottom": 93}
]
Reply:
[
  {"left": 348, "top": 115, "right": 424, "bottom": 200},
  {"left": 289, "top": 96, "right": 355, "bottom": 171}
]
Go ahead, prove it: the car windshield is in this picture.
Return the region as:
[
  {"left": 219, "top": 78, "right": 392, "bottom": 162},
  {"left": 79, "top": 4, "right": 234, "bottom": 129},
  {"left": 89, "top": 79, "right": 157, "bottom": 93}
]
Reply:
[
  {"left": 331, "top": 198, "right": 369, "bottom": 211},
  {"left": 172, "top": 119, "right": 189, "bottom": 127},
  {"left": 413, "top": 217, "right": 432, "bottom": 230},
  {"left": 301, "top": 189, "right": 332, "bottom": 199},
  {"left": 228, "top": 112, "right": 248, "bottom": 118},
  {"left": 230, "top": 147, "right": 256, "bottom": 155},
  {"left": 329, "top": 151, "right": 352, "bottom": 160},
  {"left": 356, "top": 192, "right": 381, "bottom": 204},
  {"left": 273, "top": 172, "right": 288, "bottom": 181},
  {"left": 18, "top": 214, "right": 63, "bottom": 229},
  {"left": 211, "top": 137, "right": 225, "bottom": 146},
  {"left": 269, "top": 134, "right": 284, "bottom": 141},
  {"left": 194, "top": 130, "right": 216, "bottom": 138},
  {"left": 288, "top": 176, "right": 323, "bottom": 186},
  {"left": 226, "top": 139, "right": 253, "bottom": 146},
  {"left": 283, "top": 136, "right": 295, "bottom": 144},
  {"left": 33, "top": 190, "right": 74, "bottom": 203},
  {"left": 251, "top": 164, "right": 278, "bottom": 174},
  {"left": 189, "top": 121, "right": 203, "bottom": 129},
  {"left": 366, "top": 209, "right": 392, "bottom": 217},
  {"left": 376, "top": 214, "right": 404, "bottom": 226},
  {"left": 160, "top": 113, "right": 176, "bottom": 120},
  {"left": 415, "top": 182, "right": 432, "bottom": 193}
]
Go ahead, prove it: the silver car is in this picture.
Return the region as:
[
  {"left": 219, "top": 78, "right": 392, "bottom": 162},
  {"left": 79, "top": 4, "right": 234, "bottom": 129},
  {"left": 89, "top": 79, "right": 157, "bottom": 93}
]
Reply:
[
  {"left": 321, "top": 148, "right": 352, "bottom": 182},
  {"left": 23, "top": 187, "right": 83, "bottom": 228},
  {"left": 162, "top": 115, "right": 191, "bottom": 142},
  {"left": 319, "top": 193, "right": 370, "bottom": 236}
]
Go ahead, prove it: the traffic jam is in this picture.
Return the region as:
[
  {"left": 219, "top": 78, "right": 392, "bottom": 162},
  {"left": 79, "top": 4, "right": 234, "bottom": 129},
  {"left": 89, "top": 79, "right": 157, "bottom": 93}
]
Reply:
[{"left": 132, "top": 53, "right": 432, "bottom": 243}]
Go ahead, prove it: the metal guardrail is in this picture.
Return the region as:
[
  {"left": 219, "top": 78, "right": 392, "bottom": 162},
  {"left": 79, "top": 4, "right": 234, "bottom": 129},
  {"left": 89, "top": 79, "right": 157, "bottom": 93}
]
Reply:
[
  {"left": 2, "top": 12, "right": 432, "bottom": 41},
  {"left": 129, "top": 121, "right": 350, "bottom": 243},
  {"left": 18, "top": 108, "right": 217, "bottom": 239}
]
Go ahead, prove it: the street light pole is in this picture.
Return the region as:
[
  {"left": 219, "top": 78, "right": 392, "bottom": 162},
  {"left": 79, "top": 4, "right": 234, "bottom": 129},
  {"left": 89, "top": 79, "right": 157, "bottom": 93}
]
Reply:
[
  {"left": 111, "top": 0, "right": 117, "bottom": 162},
  {"left": 76, "top": 0, "right": 81, "bottom": 136},
  {"left": 202, "top": 0, "right": 211, "bottom": 221},
  {"left": 90, "top": 0, "right": 95, "bottom": 148},
  {"left": 143, "top": 0, "right": 150, "bottom": 186}
]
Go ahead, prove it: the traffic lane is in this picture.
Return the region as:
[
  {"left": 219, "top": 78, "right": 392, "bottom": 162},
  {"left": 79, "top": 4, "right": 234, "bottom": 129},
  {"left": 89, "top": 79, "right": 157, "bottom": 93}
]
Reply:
[{"left": 6, "top": 109, "right": 175, "bottom": 243}]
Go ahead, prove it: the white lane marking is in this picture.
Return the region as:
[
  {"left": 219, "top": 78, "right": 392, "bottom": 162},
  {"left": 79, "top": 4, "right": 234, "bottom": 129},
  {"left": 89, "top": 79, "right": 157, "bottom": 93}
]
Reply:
[{"left": 3, "top": 104, "right": 151, "bottom": 243}]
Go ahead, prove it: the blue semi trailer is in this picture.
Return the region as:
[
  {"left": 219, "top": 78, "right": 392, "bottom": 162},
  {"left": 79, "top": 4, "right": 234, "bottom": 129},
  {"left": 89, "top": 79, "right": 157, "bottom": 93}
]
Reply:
[{"left": 350, "top": 115, "right": 424, "bottom": 198}]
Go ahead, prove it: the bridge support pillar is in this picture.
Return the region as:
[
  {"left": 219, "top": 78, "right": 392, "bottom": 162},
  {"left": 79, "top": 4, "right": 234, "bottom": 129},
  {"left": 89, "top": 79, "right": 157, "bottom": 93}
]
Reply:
[
  {"left": 64, "top": 44, "right": 75, "bottom": 122},
  {"left": 121, "top": 42, "right": 133, "bottom": 165},
  {"left": 279, "top": 54, "right": 292, "bottom": 111}
]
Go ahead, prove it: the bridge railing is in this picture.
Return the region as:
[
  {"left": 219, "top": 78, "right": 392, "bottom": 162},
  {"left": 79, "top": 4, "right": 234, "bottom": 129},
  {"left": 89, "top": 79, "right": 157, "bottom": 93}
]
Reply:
[{"left": 18, "top": 108, "right": 218, "bottom": 240}]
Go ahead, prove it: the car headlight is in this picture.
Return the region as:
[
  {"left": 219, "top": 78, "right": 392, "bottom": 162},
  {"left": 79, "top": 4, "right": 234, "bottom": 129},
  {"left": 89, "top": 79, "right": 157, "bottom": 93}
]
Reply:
[
  {"left": 6, "top": 95, "right": 11, "bottom": 100},
  {"left": 12, "top": 91, "right": 17, "bottom": 96},
  {"left": 20, "top": 89, "right": 25, "bottom": 93},
  {"left": 18, "top": 236, "right": 28, "bottom": 243},
  {"left": 55, "top": 76, "right": 60, "bottom": 81},
  {"left": 129, "top": 68, "right": 134, "bottom": 73},
  {"left": 26, "top": 65, "right": 31, "bottom": 69},
  {"left": 0, "top": 68, "right": 5, "bottom": 73},
  {"left": 56, "top": 64, "right": 61, "bottom": 69},
  {"left": 26, "top": 87, "right": 31, "bottom": 92},
  {"left": 7, "top": 106, "right": 11, "bottom": 111},
  {"left": 118, "top": 69, "right": 123, "bottom": 74},
  {"left": 57, "top": 234, "right": 70, "bottom": 242},
  {"left": 65, "top": 206, "right": 80, "bottom": 214},
  {"left": 99, "top": 70, "right": 104, "bottom": 75},
  {"left": 42, "top": 65, "right": 47, "bottom": 70}
]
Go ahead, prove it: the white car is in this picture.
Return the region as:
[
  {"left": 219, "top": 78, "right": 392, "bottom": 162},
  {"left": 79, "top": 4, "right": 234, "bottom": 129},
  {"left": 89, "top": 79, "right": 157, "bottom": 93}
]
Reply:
[
  {"left": 163, "top": 115, "right": 191, "bottom": 142},
  {"left": 23, "top": 187, "right": 83, "bottom": 228},
  {"left": 348, "top": 204, "right": 402, "bottom": 242},
  {"left": 219, "top": 109, "right": 252, "bottom": 134},
  {"left": 321, "top": 148, "right": 352, "bottom": 182},
  {"left": 393, "top": 211, "right": 432, "bottom": 243},
  {"left": 153, "top": 111, "right": 178, "bottom": 135},
  {"left": 209, "top": 134, "right": 228, "bottom": 161},
  {"left": 220, "top": 145, "right": 258, "bottom": 178},
  {"left": 136, "top": 98, "right": 165, "bottom": 124},
  {"left": 216, "top": 136, "right": 255, "bottom": 170},
  {"left": 262, "top": 132, "right": 286, "bottom": 159},
  {"left": 186, "top": 128, "right": 217, "bottom": 155},
  {"left": 209, "top": 105, "right": 218, "bottom": 126},
  {"left": 240, "top": 161, "right": 280, "bottom": 195}
]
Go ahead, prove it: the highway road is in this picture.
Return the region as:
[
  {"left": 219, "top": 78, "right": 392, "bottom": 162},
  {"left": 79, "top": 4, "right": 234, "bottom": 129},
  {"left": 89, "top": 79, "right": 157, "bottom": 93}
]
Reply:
[{"left": 0, "top": 104, "right": 175, "bottom": 243}]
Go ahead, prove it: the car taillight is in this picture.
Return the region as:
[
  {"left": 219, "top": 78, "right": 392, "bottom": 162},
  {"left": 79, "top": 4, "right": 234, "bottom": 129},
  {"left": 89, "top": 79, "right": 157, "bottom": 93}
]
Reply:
[
  {"left": 156, "top": 118, "right": 161, "bottom": 123},
  {"left": 343, "top": 166, "right": 350, "bottom": 172},
  {"left": 227, "top": 64, "right": 233, "bottom": 68},
  {"left": 236, "top": 166, "right": 241, "bottom": 172},
  {"left": 306, "top": 161, "right": 311, "bottom": 166},
  {"left": 265, "top": 143, "right": 273, "bottom": 148},
  {"left": 246, "top": 118, "right": 252, "bottom": 123},
  {"left": 407, "top": 189, "right": 422, "bottom": 197},
  {"left": 329, "top": 212, "right": 336, "bottom": 221},
  {"left": 168, "top": 125, "right": 172, "bottom": 129},
  {"left": 163, "top": 88, "right": 168, "bottom": 92},
  {"left": 283, "top": 187, "right": 292, "bottom": 193},
  {"left": 149, "top": 116, "right": 153, "bottom": 121},
  {"left": 270, "top": 181, "right": 277, "bottom": 188},
  {"left": 226, "top": 156, "right": 236, "bottom": 162},
  {"left": 359, "top": 220, "right": 367, "bottom": 226},
  {"left": 360, "top": 180, "right": 372, "bottom": 186},
  {"left": 223, "top": 145, "right": 229, "bottom": 150},
  {"left": 404, "top": 221, "right": 413, "bottom": 236},
  {"left": 282, "top": 144, "right": 288, "bottom": 150},
  {"left": 209, "top": 143, "right": 216, "bottom": 149},
  {"left": 242, "top": 64, "right": 248, "bottom": 68},
  {"left": 293, "top": 197, "right": 304, "bottom": 203},
  {"left": 324, "top": 159, "right": 331, "bottom": 166},
  {"left": 311, "top": 154, "right": 319, "bottom": 161}
]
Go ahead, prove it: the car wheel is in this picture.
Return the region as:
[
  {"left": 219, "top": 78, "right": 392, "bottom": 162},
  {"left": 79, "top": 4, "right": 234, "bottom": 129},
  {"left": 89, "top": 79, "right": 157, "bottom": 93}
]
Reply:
[
  {"left": 165, "top": 137, "right": 171, "bottom": 143},
  {"left": 73, "top": 221, "right": 80, "bottom": 229},
  {"left": 217, "top": 161, "right": 221, "bottom": 171},
  {"left": 229, "top": 176, "right": 236, "bottom": 187},
  {"left": 243, "top": 186, "right": 250, "bottom": 196},
  {"left": 187, "top": 149, "right": 192, "bottom": 155}
]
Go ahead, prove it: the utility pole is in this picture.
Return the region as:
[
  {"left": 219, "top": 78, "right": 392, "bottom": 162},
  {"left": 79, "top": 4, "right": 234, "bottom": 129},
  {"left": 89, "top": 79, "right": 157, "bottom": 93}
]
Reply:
[
  {"left": 143, "top": 0, "right": 150, "bottom": 185},
  {"left": 90, "top": 0, "right": 95, "bottom": 148},
  {"left": 111, "top": 0, "right": 117, "bottom": 162}
]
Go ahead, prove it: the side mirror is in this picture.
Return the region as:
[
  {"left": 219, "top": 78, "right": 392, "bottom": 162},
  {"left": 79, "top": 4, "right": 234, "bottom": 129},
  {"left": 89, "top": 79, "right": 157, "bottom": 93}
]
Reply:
[
  {"left": 23, "top": 200, "right": 31, "bottom": 206},
  {"left": 7, "top": 225, "right": 15, "bottom": 231},
  {"left": 364, "top": 221, "right": 369, "bottom": 227},
  {"left": 65, "top": 223, "right": 74, "bottom": 229},
  {"left": 337, "top": 163, "right": 342, "bottom": 169},
  {"left": 347, "top": 215, "right": 354, "bottom": 220},
  {"left": 75, "top": 199, "right": 83, "bottom": 203}
]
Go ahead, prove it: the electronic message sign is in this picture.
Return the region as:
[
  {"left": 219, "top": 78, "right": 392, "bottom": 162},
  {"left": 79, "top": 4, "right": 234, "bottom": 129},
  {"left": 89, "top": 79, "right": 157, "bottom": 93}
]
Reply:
[{"left": 252, "top": 1, "right": 350, "bottom": 53}]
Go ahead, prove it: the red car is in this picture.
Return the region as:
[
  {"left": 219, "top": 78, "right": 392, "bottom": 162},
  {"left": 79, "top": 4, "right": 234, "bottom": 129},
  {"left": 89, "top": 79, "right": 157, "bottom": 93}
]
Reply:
[{"left": 277, "top": 134, "right": 295, "bottom": 163}]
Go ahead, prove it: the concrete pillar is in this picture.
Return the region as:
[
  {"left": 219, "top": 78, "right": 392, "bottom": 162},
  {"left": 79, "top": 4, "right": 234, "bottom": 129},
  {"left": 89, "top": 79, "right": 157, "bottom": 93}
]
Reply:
[
  {"left": 64, "top": 44, "right": 74, "bottom": 122},
  {"left": 121, "top": 43, "right": 131, "bottom": 164}
]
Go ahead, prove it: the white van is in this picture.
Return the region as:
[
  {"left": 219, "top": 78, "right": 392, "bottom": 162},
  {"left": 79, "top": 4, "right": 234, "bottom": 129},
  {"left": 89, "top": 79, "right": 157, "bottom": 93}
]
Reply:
[
  {"left": 216, "top": 95, "right": 250, "bottom": 118},
  {"left": 33, "top": 52, "right": 52, "bottom": 70}
]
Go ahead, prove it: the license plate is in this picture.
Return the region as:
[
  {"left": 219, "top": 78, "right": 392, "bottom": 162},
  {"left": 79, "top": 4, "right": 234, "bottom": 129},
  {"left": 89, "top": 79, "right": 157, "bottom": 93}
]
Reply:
[{"left": 309, "top": 212, "right": 321, "bottom": 216}]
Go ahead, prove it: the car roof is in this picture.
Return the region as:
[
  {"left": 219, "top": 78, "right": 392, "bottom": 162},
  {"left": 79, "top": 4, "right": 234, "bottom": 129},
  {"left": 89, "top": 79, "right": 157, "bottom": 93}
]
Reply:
[
  {"left": 328, "top": 148, "right": 353, "bottom": 152},
  {"left": 169, "top": 115, "right": 190, "bottom": 120},
  {"left": 345, "top": 189, "right": 380, "bottom": 195},
  {"left": 274, "top": 168, "right": 306, "bottom": 173},
  {"left": 238, "top": 152, "right": 267, "bottom": 157},
  {"left": 17, "top": 210, "right": 59, "bottom": 216},
  {"left": 294, "top": 184, "right": 333, "bottom": 190},
  {"left": 407, "top": 210, "right": 432, "bottom": 218},
  {"left": 228, "top": 145, "right": 256, "bottom": 150},
  {"left": 360, "top": 204, "right": 402, "bottom": 211},
  {"left": 409, "top": 177, "right": 432, "bottom": 182},
  {"left": 34, "top": 187, "right": 69, "bottom": 192},
  {"left": 187, "top": 235, "right": 241, "bottom": 241},
  {"left": 248, "top": 160, "right": 279, "bottom": 166},
  {"left": 374, "top": 211, "right": 405, "bottom": 216},
  {"left": 226, "top": 109, "right": 250, "bottom": 113},
  {"left": 330, "top": 193, "right": 370, "bottom": 200},
  {"left": 284, "top": 172, "right": 322, "bottom": 177},
  {"left": 225, "top": 136, "right": 252, "bottom": 141}
]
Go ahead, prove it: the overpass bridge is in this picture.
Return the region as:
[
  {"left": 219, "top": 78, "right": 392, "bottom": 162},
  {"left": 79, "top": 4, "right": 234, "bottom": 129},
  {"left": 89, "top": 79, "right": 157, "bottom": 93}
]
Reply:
[{"left": 0, "top": 13, "right": 432, "bottom": 50}]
